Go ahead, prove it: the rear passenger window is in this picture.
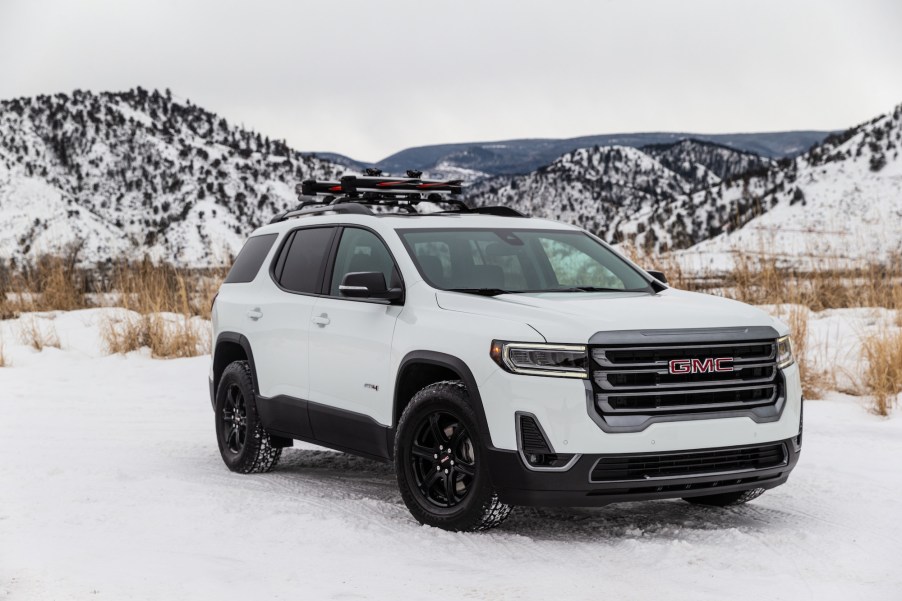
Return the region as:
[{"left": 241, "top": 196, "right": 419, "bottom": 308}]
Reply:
[
  {"left": 278, "top": 227, "right": 336, "bottom": 294},
  {"left": 225, "top": 234, "right": 278, "bottom": 284}
]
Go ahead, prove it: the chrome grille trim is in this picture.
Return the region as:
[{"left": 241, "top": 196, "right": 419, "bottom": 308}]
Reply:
[
  {"left": 592, "top": 341, "right": 775, "bottom": 368},
  {"left": 590, "top": 338, "right": 781, "bottom": 416},
  {"left": 594, "top": 362, "right": 777, "bottom": 390}
]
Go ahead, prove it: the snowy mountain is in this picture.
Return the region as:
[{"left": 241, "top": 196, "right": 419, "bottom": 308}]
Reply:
[
  {"left": 471, "top": 107, "right": 902, "bottom": 262},
  {"left": 678, "top": 105, "right": 902, "bottom": 269},
  {"left": 1, "top": 89, "right": 897, "bottom": 269},
  {"left": 0, "top": 88, "right": 343, "bottom": 266},
  {"left": 641, "top": 139, "right": 771, "bottom": 192},
  {"left": 374, "top": 130, "right": 831, "bottom": 177},
  {"left": 468, "top": 140, "right": 772, "bottom": 252}
]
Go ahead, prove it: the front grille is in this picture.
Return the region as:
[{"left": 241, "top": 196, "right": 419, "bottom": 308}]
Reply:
[
  {"left": 591, "top": 339, "right": 782, "bottom": 417},
  {"left": 590, "top": 443, "right": 787, "bottom": 482}
]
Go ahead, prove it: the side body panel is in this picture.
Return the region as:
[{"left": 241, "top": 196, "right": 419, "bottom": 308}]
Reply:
[{"left": 308, "top": 297, "right": 402, "bottom": 424}]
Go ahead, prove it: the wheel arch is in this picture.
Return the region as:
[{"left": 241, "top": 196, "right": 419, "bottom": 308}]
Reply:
[
  {"left": 213, "top": 332, "right": 259, "bottom": 398},
  {"left": 393, "top": 351, "right": 492, "bottom": 445}
]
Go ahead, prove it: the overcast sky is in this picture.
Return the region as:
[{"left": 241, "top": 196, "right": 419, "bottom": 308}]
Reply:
[{"left": 2, "top": 0, "right": 901, "bottom": 162}]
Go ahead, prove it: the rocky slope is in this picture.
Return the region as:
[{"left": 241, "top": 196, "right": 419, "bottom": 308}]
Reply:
[
  {"left": 468, "top": 139, "right": 774, "bottom": 252},
  {"left": 0, "top": 88, "right": 342, "bottom": 266}
]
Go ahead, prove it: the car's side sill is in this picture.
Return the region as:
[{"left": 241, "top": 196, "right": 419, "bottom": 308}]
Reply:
[{"left": 256, "top": 394, "right": 392, "bottom": 462}]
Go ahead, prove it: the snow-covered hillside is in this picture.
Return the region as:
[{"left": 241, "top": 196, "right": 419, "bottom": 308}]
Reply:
[
  {"left": 2, "top": 89, "right": 898, "bottom": 269},
  {"left": 473, "top": 105, "right": 902, "bottom": 264},
  {"left": 680, "top": 106, "right": 902, "bottom": 270},
  {"left": 469, "top": 140, "right": 771, "bottom": 252},
  {"left": 642, "top": 139, "right": 771, "bottom": 191},
  {"left": 0, "top": 89, "right": 343, "bottom": 266}
]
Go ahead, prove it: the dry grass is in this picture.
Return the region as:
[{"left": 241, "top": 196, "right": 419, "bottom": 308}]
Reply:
[
  {"left": 102, "top": 312, "right": 210, "bottom": 359},
  {"left": 628, "top": 243, "right": 902, "bottom": 311},
  {"left": 18, "top": 315, "right": 61, "bottom": 351},
  {"left": 724, "top": 252, "right": 902, "bottom": 311},
  {"left": 1, "top": 244, "right": 91, "bottom": 315},
  {"left": 0, "top": 337, "right": 7, "bottom": 367},
  {"left": 98, "top": 259, "right": 219, "bottom": 358},
  {"left": 783, "top": 305, "right": 828, "bottom": 399},
  {"left": 860, "top": 328, "right": 902, "bottom": 416},
  {"left": 106, "top": 258, "right": 225, "bottom": 317},
  {"left": 1, "top": 248, "right": 225, "bottom": 359}
]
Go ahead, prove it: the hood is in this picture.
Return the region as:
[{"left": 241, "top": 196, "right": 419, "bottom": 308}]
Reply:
[{"left": 435, "top": 288, "right": 784, "bottom": 342}]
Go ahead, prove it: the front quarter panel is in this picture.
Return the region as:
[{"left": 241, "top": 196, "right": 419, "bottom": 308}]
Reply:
[{"left": 389, "top": 282, "right": 545, "bottom": 446}]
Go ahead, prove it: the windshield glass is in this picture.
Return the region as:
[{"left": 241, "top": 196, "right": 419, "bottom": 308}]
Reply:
[{"left": 397, "top": 228, "right": 651, "bottom": 294}]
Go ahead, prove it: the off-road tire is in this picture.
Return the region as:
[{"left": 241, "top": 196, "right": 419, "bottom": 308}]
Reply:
[
  {"left": 395, "top": 380, "right": 513, "bottom": 531},
  {"left": 683, "top": 488, "right": 765, "bottom": 507},
  {"left": 215, "top": 361, "right": 282, "bottom": 474}
]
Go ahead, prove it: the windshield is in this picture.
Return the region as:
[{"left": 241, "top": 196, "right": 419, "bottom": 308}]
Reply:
[{"left": 397, "top": 228, "right": 651, "bottom": 294}]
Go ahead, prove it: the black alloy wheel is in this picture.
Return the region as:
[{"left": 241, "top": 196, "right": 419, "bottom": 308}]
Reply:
[
  {"left": 409, "top": 411, "right": 476, "bottom": 508},
  {"left": 220, "top": 383, "right": 248, "bottom": 454},
  {"left": 215, "top": 361, "right": 282, "bottom": 474},
  {"left": 395, "top": 380, "right": 512, "bottom": 531}
]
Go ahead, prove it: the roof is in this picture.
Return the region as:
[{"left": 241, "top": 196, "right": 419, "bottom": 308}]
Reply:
[{"left": 253, "top": 212, "right": 578, "bottom": 236}]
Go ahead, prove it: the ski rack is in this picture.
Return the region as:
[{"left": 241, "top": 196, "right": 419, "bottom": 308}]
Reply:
[{"left": 270, "top": 169, "right": 527, "bottom": 223}]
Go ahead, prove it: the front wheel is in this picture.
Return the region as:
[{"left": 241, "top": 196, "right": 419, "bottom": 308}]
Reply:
[{"left": 394, "top": 381, "right": 512, "bottom": 531}]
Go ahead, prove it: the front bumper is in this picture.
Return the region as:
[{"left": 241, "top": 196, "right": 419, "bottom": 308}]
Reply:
[
  {"left": 478, "top": 362, "right": 803, "bottom": 454},
  {"left": 485, "top": 435, "right": 801, "bottom": 507}
]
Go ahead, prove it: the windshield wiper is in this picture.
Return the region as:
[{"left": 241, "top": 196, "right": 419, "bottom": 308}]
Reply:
[
  {"left": 549, "top": 286, "right": 627, "bottom": 293},
  {"left": 447, "top": 288, "right": 524, "bottom": 296}
]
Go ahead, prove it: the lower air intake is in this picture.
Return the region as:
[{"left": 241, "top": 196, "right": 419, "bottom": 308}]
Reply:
[
  {"left": 519, "top": 414, "right": 552, "bottom": 455},
  {"left": 590, "top": 443, "right": 787, "bottom": 482},
  {"left": 517, "top": 413, "right": 576, "bottom": 470}
]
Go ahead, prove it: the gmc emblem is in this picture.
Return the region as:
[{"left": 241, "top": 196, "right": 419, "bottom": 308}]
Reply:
[{"left": 668, "top": 358, "right": 734, "bottom": 374}]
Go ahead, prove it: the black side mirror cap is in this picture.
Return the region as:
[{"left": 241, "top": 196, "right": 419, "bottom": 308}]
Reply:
[
  {"left": 339, "top": 272, "right": 403, "bottom": 302},
  {"left": 646, "top": 269, "right": 668, "bottom": 284}
]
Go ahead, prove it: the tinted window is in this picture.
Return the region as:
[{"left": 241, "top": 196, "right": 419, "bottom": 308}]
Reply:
[
  {"left": 224, "top": 234, "right": 278, "bottom": 284},
  {"left": 279, "top": 227, "right": 335, "bottom": 293},
  {"left": 398, "top": 229, "right": 650, "bottom": 292},
  {"left": 329, "top": 228, "right": 399, "bottom": 296}
]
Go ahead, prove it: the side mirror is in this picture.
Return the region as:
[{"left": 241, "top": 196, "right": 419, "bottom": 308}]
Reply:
[
  {"left": 646, "top": 269, "right": 668, "bottom": 284},
  {"left": 339, "top": 272, "right": 403, "bottom": 302}
]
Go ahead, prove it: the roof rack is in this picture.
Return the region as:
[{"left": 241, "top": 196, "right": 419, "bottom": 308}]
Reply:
[{"left": 270, "top": 169, "right": 527, "bottom": 223}]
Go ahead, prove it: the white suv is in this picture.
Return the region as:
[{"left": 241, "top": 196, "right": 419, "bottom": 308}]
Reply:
[{"left": 209, "top": 172, "right": 803, "bottom": 531}]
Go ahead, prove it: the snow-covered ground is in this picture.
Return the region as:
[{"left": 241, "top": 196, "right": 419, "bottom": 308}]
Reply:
[{"left": 2, "top": 309, "right": 901, "bottom": 600}]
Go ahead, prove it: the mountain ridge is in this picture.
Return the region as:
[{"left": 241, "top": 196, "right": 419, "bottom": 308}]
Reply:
[{"left": 0, "top": 88, "right": 896, "bottom": 269}]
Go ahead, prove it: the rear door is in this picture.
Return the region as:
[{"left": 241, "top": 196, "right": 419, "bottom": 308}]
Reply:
[
  {"left": 308, "top": 226, "right": 403, "bottom": 430},
  {"left": 250, "top": 226, "right": 337, "bottom": 406}
]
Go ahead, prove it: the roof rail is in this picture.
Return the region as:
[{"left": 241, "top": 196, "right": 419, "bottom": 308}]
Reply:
[{"left": 269, "top": 202, "right": 371, "bottom": 224}]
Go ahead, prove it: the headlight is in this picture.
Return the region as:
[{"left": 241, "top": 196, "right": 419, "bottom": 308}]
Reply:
[
  {"left": 490, "top": 341, "right": 588, "bottom": 378},
  {"left": 776, "top": 335, "right": 794, "bottom": 368}
]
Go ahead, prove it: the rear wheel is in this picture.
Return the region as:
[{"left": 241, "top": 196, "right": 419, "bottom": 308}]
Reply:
[
  {"left": 395, "top": 381, "right": 512, "bottom": 531},
  {"left": 215, "top": 361, "right": 281, "bottom": 474},
  {"left": 683, "top": 488, "right": 765, "bottom": 507}
]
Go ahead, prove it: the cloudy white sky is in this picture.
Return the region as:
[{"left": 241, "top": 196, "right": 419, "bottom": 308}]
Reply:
[{"left": 2, "top": 0, "right": 901, "bottom": 162}]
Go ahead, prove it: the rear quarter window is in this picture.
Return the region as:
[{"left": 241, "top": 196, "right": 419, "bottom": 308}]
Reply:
[{"left": 224, "top": 234, "right": 278, "bottom": 283}]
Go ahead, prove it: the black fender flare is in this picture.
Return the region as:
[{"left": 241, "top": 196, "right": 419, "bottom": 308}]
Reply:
[
  {"left": 393, "top": 350, "right": 492, "bottom": 443},
  {"left": 213, "top": 331, "right": 260, "bottom": 395}
]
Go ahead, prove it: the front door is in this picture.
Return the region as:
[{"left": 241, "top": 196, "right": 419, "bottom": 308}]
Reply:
[{"left": 308, "top": 227, "right": 403, "bottom": 430}]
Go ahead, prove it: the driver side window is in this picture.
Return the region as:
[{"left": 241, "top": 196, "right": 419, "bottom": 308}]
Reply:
[{"left": 329, "top": 228, "right": 399, "bottom": 296}]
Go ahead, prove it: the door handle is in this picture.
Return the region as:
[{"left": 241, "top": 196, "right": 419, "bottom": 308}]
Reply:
[
  {"left": 311, "top": 313, "right": 331, "bottom": 327},
  {"left": 246, "top": 308, "right": 263, "bottom": 321}
]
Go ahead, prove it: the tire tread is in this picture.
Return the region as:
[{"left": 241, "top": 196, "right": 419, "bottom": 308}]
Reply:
[{"left": 217, "top": 361, "right": 282, "bottom": 474}]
